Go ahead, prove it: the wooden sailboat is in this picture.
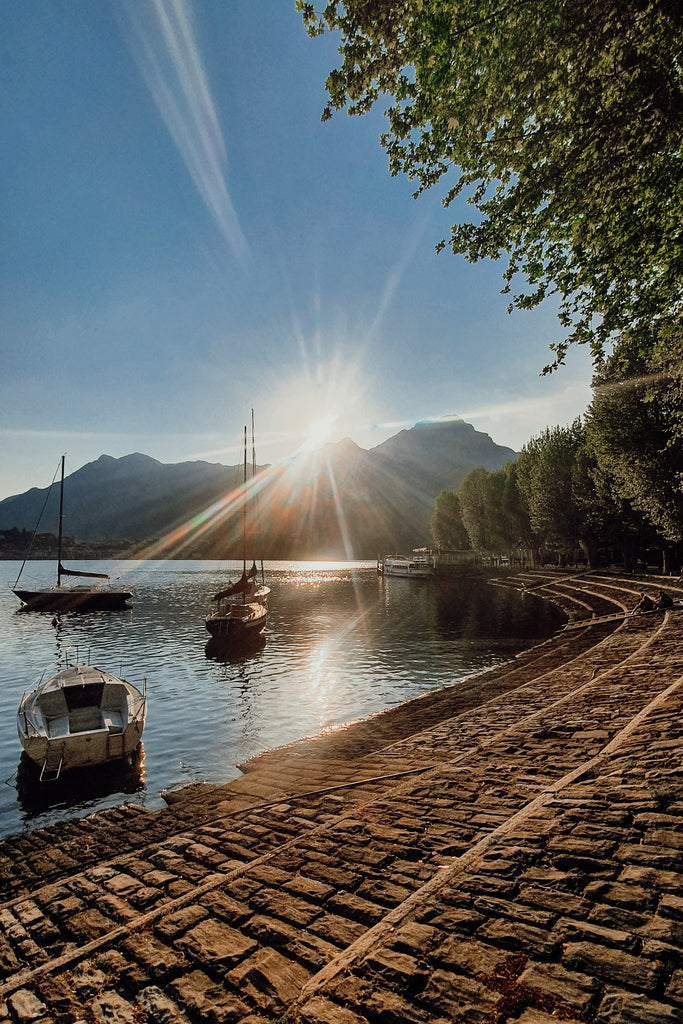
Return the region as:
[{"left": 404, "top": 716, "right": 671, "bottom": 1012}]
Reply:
[
  {"left": 12, "top": 456, "right": 132, "bottom": 612},
  {"left": 205, "top": 414, "right": 270, "bottom": 643}
]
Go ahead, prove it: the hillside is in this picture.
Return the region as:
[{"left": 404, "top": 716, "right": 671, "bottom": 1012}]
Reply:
[{"left": 0, "top": 419, "right": 516, "bottom": 559}]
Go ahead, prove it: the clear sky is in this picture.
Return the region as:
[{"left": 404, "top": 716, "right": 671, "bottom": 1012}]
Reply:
[{"left": 0, "top": 0, "right": 594, "bottom": 502}]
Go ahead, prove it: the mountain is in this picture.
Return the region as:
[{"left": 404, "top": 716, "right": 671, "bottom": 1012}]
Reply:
[{"left": 0, "top": 419, "right": 516, "bottom": 559}]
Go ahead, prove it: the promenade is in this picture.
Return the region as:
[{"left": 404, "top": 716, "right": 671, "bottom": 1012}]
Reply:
[{"left": 1, "top": 569, "right": 682, "bottom": 1023}]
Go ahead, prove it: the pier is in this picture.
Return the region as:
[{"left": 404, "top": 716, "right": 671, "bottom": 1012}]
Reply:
[{"left": 1, "top": 569, "right": 682, "bottom": 1023}]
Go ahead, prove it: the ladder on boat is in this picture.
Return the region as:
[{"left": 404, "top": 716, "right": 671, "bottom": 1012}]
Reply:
[{"left": 40, "top": 745, "right": 64, "bottom": 782}]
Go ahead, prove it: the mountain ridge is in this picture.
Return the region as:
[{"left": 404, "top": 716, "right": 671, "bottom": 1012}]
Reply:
[{"left": 0, "top": 420, "right": 516, "bottom": 558}]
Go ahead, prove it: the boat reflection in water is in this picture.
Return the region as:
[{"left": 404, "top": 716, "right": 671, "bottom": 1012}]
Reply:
[
  {"left": 15, "top": 743, "right": 145, "bottom": 817},
  {"left": 205, "top": 634, "right": 266, "bottom": 664}
]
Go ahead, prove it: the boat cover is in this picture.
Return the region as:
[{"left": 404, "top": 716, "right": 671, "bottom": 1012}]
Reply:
[
  {"left": 212, "top": 562, "right": 258, "bottom": 602},
  {"left": 58, "top": 562, "right": 110, "bottom": 581}
]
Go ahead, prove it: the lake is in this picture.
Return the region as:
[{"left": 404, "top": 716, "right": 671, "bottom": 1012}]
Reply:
[{"left": 0, "top": 560, "right": 565, "bottom": 839}]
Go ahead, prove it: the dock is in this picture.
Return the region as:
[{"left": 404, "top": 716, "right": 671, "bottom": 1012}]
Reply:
[{"left": 1, "top": 569, "right": 682, "bottom": 1022}]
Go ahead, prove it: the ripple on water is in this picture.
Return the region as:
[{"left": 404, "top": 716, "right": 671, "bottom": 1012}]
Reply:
[{"left": 0, "top": 560, "right": 564, "bottom": 837}]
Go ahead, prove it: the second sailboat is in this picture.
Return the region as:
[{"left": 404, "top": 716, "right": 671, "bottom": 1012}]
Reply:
[{"left": 205, "top": 413, "right": 270, "bottom": 644}]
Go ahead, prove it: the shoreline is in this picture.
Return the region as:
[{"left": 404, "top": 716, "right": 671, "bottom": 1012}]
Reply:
[{"left": 1, "top": 568, "right": 682, "bottom": 1022}]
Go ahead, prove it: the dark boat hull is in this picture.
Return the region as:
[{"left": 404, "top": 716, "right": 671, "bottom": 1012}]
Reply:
[
  {"left": 13, "top": 588, "right": 132, "bottom": 613},
  {"left": 205, "top": 607, "right": 267, "bottom": 642}
]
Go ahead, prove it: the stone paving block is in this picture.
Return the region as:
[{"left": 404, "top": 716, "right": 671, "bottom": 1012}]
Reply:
[
  {"left": 421, "top": 905, "right": 486, "bottom": 935},
  {"left": 512, "top": 1010, "right": 584, "bottom": 1024},
  {"left": 176, "top": 918, "right": 258, "bottom": 968},
  {"left": 94, "top": 948, "right": 151, "bottom": 990},
  {"left": 250, "top": 887, "right": 321, "bottom": 927},
  {"left": 170, "top": 968, "right": 250, "bottom": 1023},
  {"left": 563, "top": 941, "right": 663, "bottom": 991},
  {"left": 383, "top": 922, "right": 437, "bottom": 957},
  {"left": 6, "top": 988, "right": 49, "bottom": 1021},
  {"left": 641, "top": 914, "right": 683, "bottom": 946},
  {"left": 586, "top": 902, "right": 652, "bottom": 933},
  {"left": 121, "top": 930, "right": 188, "bottom": 980},
  {"left": 94, "top": 892, "right": 140, "bottom": 924},
  {"left": 356, "top": 877, "right": 413, "bottom": 907},
  {"left": 136, "top": 983, "right": 193, "bottom": 1023},
  {"left": 0, "top": 935, "right": 22, "bottom": 976},
  {"left": 284, "top": 873, "right": 336, "bottom": 903},
  {"left": 617, "top": 864, "right": 683, "bottom": 893},
  {"left": 307, "top": 912, "right": 366, "bottom": 948},
  {"left": 476, "top": 917, "right": 559, "bottom": 958},
  {"left": 106, "top": 872, "right": 142, "bottom": 898},
  {"left": 90, "top": 987, "right": 139, "bottom": 1019},
  {"left": 154, "top": 904, "right": 209, "bottom": 941},
  {"left": 418, "top": 967, "right": 501, "bottom": 1022},
  {"left": 557, "top": 917, "right": 634, "bottom": 949},
  {"left": 659, "top": 893, "right": 683, "bottom": 920},
  {"left": 362, "top": 949, "right": 428, "bottom": 992},
  {"left": 583, "top": 879, "right": 658, "bottom": 910},
  {"left": 246, "top": 914, "right": 337, "bottom": 969},
  {"left": 65, "top": 908, "right": 116, "bottom": 943},
  {"left": 325, "top": 892, "right": 385, "bottom": 926},
  {"left": 595, "top": 990, "right": 682, "bottom": 1023},
  {"left": 517, "top": 960, "right": 600, "bottom": 1013},
  {"left": 516, "top": 880, "right": 589, "bottom": 921},
  {"left": 301, "top": 861, "right": 362, "bottom": 890},
  {"left": 615, "top": 843, "right": 683, "bottom": 871},
  {"left": 431, "top": 936, "right": 510, "bottom": 975},
  {"left": 297, "top": 995, "right": 371, "bottom": 1024},
  {"left": 225, "top": 947, "right": 310, "bottom": 1013},
  {"left": 200, "top": 890, "right": 253, "bottom": 926},
  {"left": 665, "top": 969, "right": 683, "bottom": 1005}
]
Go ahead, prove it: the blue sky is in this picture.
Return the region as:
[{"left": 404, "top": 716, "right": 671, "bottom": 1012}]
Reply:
[{"left": 0, "top": 0, "right": 594, "bottom": 501}]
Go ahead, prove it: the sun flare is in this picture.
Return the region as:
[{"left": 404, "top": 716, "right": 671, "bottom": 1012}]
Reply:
[{"left": 302, "top": 414, "right": 339, "bottom": 452}]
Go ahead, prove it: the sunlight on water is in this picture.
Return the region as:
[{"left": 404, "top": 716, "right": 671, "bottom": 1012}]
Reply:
[{"left": 0, "top": 560, "right": 564, "bottom": 839}]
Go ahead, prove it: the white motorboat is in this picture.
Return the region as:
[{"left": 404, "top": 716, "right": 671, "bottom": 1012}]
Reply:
[
  {"left": 17, "top": 661, "right": 146, "bottom": 782},
  {"left": 377, "top": 554, "right": 435, "bottom": 578}
]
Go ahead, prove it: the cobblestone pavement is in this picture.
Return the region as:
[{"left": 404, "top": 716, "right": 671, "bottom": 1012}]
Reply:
[{"left": 0, "top": 570, "right": 682, "bottom": 1023}]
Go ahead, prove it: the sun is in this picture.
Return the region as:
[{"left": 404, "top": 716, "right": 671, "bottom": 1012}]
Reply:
[{"left": 302, "top": 413, "right": 339, "bottom": 452}]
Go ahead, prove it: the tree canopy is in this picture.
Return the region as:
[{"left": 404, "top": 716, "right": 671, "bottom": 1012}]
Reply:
[
  {"left": 585, "top": 328, "right": 683, "bottom": 543},
  {"left": 298, "top": 0, "right": 683, "bottom": 368}
]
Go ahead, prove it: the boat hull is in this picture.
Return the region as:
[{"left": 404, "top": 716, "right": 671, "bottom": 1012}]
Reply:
[
  {"left": 18, "top": 720, "right": 145, "bottom": 772},
  {"left": 378, "top": 557, "right": 434, "bottom": 578},
  {"left": 205, "top": 602, "right": 268, "bottom": 642},
  {"left": 13, "top": 587, "right": 132, "bottom": 612}
]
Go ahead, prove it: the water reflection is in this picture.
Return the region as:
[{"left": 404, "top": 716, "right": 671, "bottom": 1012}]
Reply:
[
  {"left": 205, "top": 635, "right": 267, "bottom": 663},
  {"left": 15, "top": 744, "right": 145, "bottom": 816},
  {"left": 0, "top": 560, "right": 565, "bottom": 839}
]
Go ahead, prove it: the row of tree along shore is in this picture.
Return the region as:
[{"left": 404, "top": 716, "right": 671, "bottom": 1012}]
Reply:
[{"left": 430, "top": 369, "right": 683, "bottom": 577}]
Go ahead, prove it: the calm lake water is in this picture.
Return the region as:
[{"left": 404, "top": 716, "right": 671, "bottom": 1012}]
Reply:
[{"left": 0, "top": 560, "right": 565, "bottom": 839}]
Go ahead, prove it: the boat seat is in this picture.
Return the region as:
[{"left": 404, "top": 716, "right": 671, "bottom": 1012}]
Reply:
[
  {"left": 101, "top": 684, "right": 128, "bottom": 727},
  {"left": 103, "top": 711, "right": 123, "bottom": 733},
  {"left": 68, "top": 708, "right": 104, "bottom": 733},
  {"left": 47, "top": 715, "right": 70, "bottom": 738}
]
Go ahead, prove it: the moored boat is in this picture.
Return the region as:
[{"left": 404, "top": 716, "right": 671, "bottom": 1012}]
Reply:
[
  {"left": 377, "top": 553, "right": 435, "bottom": 578},
  {"left": 205, "top": 413, "right": 270, "bottom": 646},
  {"left": 17, "top": 661, "right": 147, "bottom": 782},
  {"left": 12, "top": 455, "right": 132, "bottom": 612}
]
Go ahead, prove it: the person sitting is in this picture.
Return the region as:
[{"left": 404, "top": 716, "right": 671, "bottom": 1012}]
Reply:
[
  {"left": 653, "top": 590, "right": 674, "bottom": 610},
  {"left": 632, "top": 592, "right": 654, "bottom": 614}
]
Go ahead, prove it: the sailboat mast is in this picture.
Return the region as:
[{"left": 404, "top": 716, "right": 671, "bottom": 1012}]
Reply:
[
  {"left": 57, "top": 455, "right": 65, "bottom": 587},
  {"left": 242, "top": 425, "right": 247, "bottom": 601},
  {"left": 251, "top": 409, "right": 264, "bottom": 583}
]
